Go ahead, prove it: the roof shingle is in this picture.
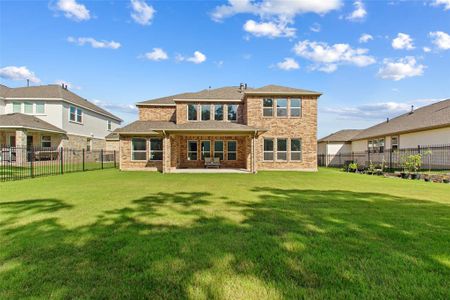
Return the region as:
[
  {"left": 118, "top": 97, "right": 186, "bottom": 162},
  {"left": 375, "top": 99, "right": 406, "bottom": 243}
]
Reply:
[
  {"left": 318, "top": 129, "right": 363, "bottom": 142},
  {"left": 0, "top": 113, "right": 66, "bottom": 133}
]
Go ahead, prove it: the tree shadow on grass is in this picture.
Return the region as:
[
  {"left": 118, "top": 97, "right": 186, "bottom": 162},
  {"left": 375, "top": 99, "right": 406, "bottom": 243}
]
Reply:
[{"left": 0, "top": 190, "right": 449, "bottom": 299}]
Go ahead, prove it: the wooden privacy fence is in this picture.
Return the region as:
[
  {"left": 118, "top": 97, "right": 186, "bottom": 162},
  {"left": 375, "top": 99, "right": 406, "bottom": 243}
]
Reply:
[
  {"left": 0, "top": 146, "right": 117, "bottom": 182},
  {"left": 318, "top": 144, "right": 450, "bottom": 171}
]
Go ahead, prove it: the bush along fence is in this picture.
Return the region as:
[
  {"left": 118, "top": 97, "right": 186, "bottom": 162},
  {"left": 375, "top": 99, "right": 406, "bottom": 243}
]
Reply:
[
  {"left": 318, "top": 144, "right": 450, "bottom": 171},
  {"left": 0, "top": 146, "right": 117, "bottom": 182}
]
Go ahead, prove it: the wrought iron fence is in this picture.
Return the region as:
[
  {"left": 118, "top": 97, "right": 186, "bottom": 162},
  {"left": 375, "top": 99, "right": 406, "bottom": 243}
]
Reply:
[
  {"left": 0, "top": 146, "right": 117, "bottom": 182},
  {"left": 318, "top": 144, "right": 450, "bottom": 171}
]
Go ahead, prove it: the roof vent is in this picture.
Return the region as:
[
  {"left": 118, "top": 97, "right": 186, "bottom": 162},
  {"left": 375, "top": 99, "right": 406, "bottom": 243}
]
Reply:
[
  {"left": 386, "top": 117, "right": 389, "bottom": 123},
  {"left": 239, "top": 83, "right": 247, "bottom": 91},
  {"left": 409, "top": 105, "right": 414, "bottom": 114}
]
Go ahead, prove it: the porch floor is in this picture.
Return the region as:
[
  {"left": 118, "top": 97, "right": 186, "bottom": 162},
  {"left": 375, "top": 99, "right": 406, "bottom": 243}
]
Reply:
[{"left": 171, "top": 168, "right": 251, "bottom": 174}]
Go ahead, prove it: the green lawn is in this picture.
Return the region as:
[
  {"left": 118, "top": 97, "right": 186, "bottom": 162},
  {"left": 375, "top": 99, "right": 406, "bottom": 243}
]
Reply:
[{"left": 0, "top": 169, "right": 449, "bottom": 299}]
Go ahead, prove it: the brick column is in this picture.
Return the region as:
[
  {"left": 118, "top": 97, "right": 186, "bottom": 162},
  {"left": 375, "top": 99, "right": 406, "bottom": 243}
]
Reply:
[
  {"left": 162, "top": 134, "right": 171, "bottom": 173},
  {"left": 15, "top": 129, "right": 27, "bottom": 165}
]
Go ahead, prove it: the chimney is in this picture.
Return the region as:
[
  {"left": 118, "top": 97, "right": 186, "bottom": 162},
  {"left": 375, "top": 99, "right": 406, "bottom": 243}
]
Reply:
[
  {"left": 239, "top": 83, "right": 244, "bottom": 91},
  {"left": 244, "top": 83, "right": 247, "bottom": 90},
  {"left": 386, "top": 117, "right": 389, "bottom": 123},
  {"left": 409, "top": 105, "right": 414, "bottom": 114}
]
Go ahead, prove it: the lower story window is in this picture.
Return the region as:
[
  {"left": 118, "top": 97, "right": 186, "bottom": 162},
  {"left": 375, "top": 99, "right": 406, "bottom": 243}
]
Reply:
[
  {"left": 201, "top": 140, "right": 211, "bottom": 160},
  {"left": 187, "top": 140, "right": 198, "bottom": 160},
  {"left": 132, "top": 138, "right": 147, "bottom": 161},
  {"left": 227, "top": 140, "right": 237, "bottom": 160},
  {"left": 277, "top": 138, "right": 287, "bottom": 160},
  {"left": 291, "top": 139, "right": 302, "bottom": 161},
  {"left": 41, "top": 136, "right": 51, "bottom": 148},
  {"left": 149, "top": 138, "right": 163, "bottom": 161},
  {"left": 264, "top": 138, "right": 274, "bottom": 161},
  {"left": 214, "top": 140, "right": 224, "bottom": 160},
  {"left": 86, "top": 138, "right": 92, "bottom": 152}
]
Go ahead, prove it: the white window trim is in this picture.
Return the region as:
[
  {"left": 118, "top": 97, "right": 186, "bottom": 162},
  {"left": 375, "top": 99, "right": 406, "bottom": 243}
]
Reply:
[
  {"left": 290, "top": 138, "right": 302, "bottom": 161},
  {"left": 107, "top": 120, "right": 112, "bottom": 131},
  {"left": 213, "top": 104, "right": 224, "bottom": 121},
  {"left": 187, "top": 140, "right": 198, "bottom": 161},
  {"left": 41, "top": 135, "right": 52, "bottom": 148},
  {"left": 227, "top": 104, "right": 238, "bottom": 122},
  {"left": 149, "top": 138, "right": 163, "bottom": 161},
  {"left": 187, "top": 104, "right": 198, "bottom": 122},
  {"left": 131, "top": 138, "right": 147, "bottom": 161},
  {"left": 69, "top": 105, "right": 83, "bottom": 124},
  {"left": 227, "top": 140, "right": 237, "bottom": 161},
  {"left": 12, "top": 102, "right": 22, "bottom": 113},
  {"left": 290, "top": 98, "right": 302, "bottom": 118},
  {"left": 275, "top": 99, "right": 288, "bottom": 118},
  {"left": 276, "top": 138, "right": 288, "bottom": 161},
  {"left": 24, "top": 101, "right": 34, "bottom": 114},
  {"left": 391, "top": 136, "right": 399, "bottom": 150},
  {"left": 214, "top": 140, "right": 224, "bottom": 160},
  {"left": 200, "top": 140, "right": 211, "bottom": 160},
  {"left": 201, "top": 104, "right": 212, "bottom": 121},
  {"left": 263, "top": 138, "right": 274, "bottom": 161}
]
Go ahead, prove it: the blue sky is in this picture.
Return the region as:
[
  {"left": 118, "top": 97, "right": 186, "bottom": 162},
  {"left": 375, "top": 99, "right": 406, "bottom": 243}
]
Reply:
[{"left": 1, "top": 0, "right": 449, "bottom": 137}]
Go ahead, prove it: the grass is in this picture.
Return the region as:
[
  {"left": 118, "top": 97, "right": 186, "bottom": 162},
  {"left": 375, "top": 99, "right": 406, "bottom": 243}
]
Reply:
[{"left": 0, "top": 168, "right": 449, "bottom": 299}]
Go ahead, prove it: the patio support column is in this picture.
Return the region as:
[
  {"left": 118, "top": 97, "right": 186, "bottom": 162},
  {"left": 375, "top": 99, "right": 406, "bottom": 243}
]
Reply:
[
  {"left": 162, "top": 133, "right": 171, "bottom": 173},
  {"left": 252, "top": 133, "right": 257, "bottom": 174},
  {"left": 15, "top": 129, "right": 27, "bottom": 165}
]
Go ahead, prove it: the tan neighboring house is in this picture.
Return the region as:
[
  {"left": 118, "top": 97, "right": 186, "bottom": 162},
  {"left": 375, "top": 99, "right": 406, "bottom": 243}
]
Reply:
[
  {"left": 317, "top": 129, "right": 362, "bottom": 166},
  {"left": 350, "top": 99, "right": 450, "bottom": 152},
  {"left": 116, "top": 84, "right": 321, "bottom": 173},
  {"left": 0, "top": 83, "right": 122, "bottom": 151}
]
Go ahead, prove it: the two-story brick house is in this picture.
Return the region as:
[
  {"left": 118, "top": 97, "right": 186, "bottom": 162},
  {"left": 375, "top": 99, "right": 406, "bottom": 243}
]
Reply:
[{"left": 116, "top": 84, "right": 321, "bottom": 173}]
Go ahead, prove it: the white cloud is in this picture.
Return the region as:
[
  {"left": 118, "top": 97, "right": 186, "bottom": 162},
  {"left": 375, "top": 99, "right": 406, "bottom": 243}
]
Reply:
[
  {"left": 54, "top": 80, "right": 81, "bottom": 90},
  {"left": 310, "top": 23, "right": 321, "bottom": 33},
  {"left": 67, "top": 36, "right": 121, "bottom": 49},
  {"left": 322, "top": 98, "right": 443, "bottom": 120},
  {"left": 144, "top": 48, "right": 168, "bottom": 61},
  {"left": 392, "top": 33, "right": 415, "bottom": 50},
  {"left": 55, "top": 0, "right": 90, "bottom": 21},
  {"left": 94, "top": 100, "right": 138, "bottom": 115},
  {"left": 359, "top": 33, "right": 373, "bottom": 43},
  {"left": 346, "top": 1, "right": 367, "bottom": 21},
  {"left": 130, "top": 0, "right": 155, "bottom": 25},
  {"left": 0, "top": 66, "right": 40, "bottom": 83},
  {"left": 211, "top": 0, "right": 342, "bottom": 22},
  {"left": 293, "top": 40, "right": 375, "bottom": 72},
  {"left": 378, "top": 56, "right": 425, "bottom": 81},
  {"left": 423, "top": 47, "right": 432, "bottom": 53},
  {"left": 187, "top": 51, "right": 207, "bottom": 64},
  {"left": 432, "top": 0, "right": 450, "bottom": 10},
  {"left": 243, "top": 19, "right": 295, "bottom": 38},
  {"left": 276, "top": 58, "right": 300, "bottom": 70},
  {"left": 429, "top": 31, "right": 450, "bottom": 50}
]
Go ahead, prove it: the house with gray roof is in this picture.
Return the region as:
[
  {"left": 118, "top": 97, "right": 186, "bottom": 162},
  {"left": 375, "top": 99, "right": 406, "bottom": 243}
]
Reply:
[
  {"left": 0, "top": 83, "right": 122, "bottom": 154},
  {"left": 117, "top": 84, "right": 321, "bottom": 173}
]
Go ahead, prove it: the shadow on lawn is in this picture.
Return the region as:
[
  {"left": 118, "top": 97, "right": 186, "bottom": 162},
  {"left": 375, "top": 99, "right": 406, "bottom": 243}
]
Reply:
[{"left": 0, "top": 190, "right": 449, "bottom": 299}]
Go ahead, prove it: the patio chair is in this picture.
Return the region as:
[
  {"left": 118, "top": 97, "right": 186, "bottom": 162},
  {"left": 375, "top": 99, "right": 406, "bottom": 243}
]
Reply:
[{"left": 205, "top": 157, "right": 220, "bottom": 168}]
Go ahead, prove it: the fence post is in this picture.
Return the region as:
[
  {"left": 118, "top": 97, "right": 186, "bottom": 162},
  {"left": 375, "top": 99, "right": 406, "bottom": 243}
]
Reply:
[
  {"left": 82, "top": 148, "right": 85, "bottom": 171},
  {"left": 418, "top": 145, "right": 421, "bottom": 155},
  {"left": 339, "top": 153, "right": 342, "bottom": 167},
  {"left": 60, "top": 147, "right": 64, "bottom": 174},
  {"left": 101, "top": 149, "right": 104, "bottom": 169},
  {"left": 368, "top": 150, "right": 370, "bottom": 165},
  {"left": 113, "top": 150, "right": 116, "bottom": 168},
  {"left": 30, "top": 147, "right": 34, "bottom": 178},
  {"left": 389, "top": 148, "right": 393, "bottom": 171}
]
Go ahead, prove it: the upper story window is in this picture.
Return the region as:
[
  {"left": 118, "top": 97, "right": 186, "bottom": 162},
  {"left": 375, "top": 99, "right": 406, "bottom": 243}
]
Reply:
[
  {"left": 70, "top": 106, "right": 83, "bottom": 123},
  {"left": 188, "top": 104, "right": 198, "bottom": 121},
  {"left": 227, "top": 104, "right": 238, "bottom": 122},
  {"left": 290, "top": 99, "right": 301, "bottom": 117},
  {"left": 24, "top": 102, "right": 33, "bottom": 114},
  {"left": 201, "top": 105, "right": 211, "bottom": 121},
  {"left": 107, "top": 120, "right": 112, "bottom": 131},
  {"left": 214, "top": 104, "right": 224, "bottom": 121},
  {"left": 13, "top": 102, "right": 21, "bottom": 113},
  {"left": 36, "top": 102, "right": 45, "bottom": 114},
  {"left": 276, "top": 99, "right": 287, "bottom": 117},
  {"left": 263, "top": 99, "right": 273, "bottom": 117}
]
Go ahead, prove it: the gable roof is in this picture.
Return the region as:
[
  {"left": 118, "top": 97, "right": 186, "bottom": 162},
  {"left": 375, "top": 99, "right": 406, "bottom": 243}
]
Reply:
[
  {"left": 1, "top": 84, "right": 122, "bottom": 122},
  {"left": 318, "top": 129, "right": 363, "bottom": 143},
  {"left": 352, "top": 99, "right": 450, "bottom": 141},
  {"left": 136, "top": 84, "right": 321, "bottom": 106},
  {"left": 0, "top": 113, "right": 66, "bottom": 134}
]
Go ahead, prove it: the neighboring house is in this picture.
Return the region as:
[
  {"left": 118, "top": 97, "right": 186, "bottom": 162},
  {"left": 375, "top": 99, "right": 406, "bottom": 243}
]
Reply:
[
  {"left": 317, "top": 129, "right": 362, "bottom": 166},
  {"left": 116, "top": 84, "right": 321, "bottom": 173},
  {"left": 105, "top": 130, "right": 120, "bottom": 152},
  {"left": 0, "top": 83, "right": 122, "bottom": 151},
  {"left": 350, "top": 99, "right": 450, "bottom": 152}
]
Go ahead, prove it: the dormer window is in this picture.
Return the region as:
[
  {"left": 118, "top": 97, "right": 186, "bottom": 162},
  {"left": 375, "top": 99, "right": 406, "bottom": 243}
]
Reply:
[{"left": 70, "top": 106, "right": 83, "bottom": 123}]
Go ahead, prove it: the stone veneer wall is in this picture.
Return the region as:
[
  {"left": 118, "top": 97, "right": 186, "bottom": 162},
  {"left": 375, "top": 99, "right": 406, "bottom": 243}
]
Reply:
[
  {"left": 138, "top": 106, "right": 176, "bottom": 122},
  {"left": 106, "top": 140, "right": 120, "bottom": 152},
  {"left": 246, "top": 95, "right": 318, "bottom": 171},
  {"left": 61, "top": 134, "right": 106, "bottom": 150}
]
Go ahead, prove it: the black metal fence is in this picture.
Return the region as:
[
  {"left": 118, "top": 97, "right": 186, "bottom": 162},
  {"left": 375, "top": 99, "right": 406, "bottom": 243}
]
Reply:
[
  {"left": 0, "top": 146, "right": 117, "bottom": 182},
  {"left": 318, "top": 144, "right": 450, "bottom": 171}
]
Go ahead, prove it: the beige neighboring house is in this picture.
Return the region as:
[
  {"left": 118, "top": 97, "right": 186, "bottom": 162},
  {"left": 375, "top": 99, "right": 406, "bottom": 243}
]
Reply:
[
  {"left": 318, "top": 129, "right": 362, "bottom": 155},
  {"left": 0, "top": 83, "right": 122, "bottom": 151},
  {"left": 105, "top": 130, "right": 120, "bottom": 151},
  {"left": 350, "top": 99, "right": 450, "bottom": 152},
  {"left": 116, "top": 84, "right": 321, "bottom": 173}
]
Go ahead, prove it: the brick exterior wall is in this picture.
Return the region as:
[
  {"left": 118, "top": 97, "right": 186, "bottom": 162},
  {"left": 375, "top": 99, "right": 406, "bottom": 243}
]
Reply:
[
  {"left": 138, "top": 106, "right": 176, "bottom": 122},
  {"left": 106, "top": 140, "right": 119, "bottom": 152},
  {"left": 246, "top": 95, "right": 318, "bottom": 171},
  {"left": 175, "top": 102, "right": 244, "bottom": 124},
  {"left": 119, "top": 135, "right": 163, "bottom": 171}
]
